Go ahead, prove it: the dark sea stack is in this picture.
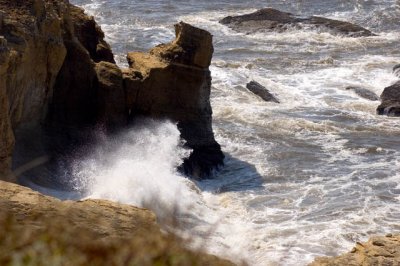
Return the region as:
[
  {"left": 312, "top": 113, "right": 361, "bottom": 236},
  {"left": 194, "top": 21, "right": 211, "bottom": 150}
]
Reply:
[
  {"left": 124, "top": 22, "right": 224, "bottom": 179},
  {"left": 246, "top": 81, "right": 280, "bottom": 103},
  {"left": 310, "top": 234, "right": 400, "bottom": 266},
  {"left": 377, "top": 81, "right": 400, "bottom": 117},
  {"left": 220, "top": 8, "right": 375, "bottom": 37},
  {"left": 345, "top": 86, "right": 380, "bottom": 101}
]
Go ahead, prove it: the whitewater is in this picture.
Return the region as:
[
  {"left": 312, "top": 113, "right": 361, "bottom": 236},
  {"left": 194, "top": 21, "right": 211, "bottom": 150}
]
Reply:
[{"left": 32, "top": 0, "right": 400, "bottom": 265}]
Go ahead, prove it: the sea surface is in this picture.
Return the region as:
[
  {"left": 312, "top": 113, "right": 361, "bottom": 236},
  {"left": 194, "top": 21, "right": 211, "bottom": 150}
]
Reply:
[{"left": 46, "top": 0, "right": 400, "bottom": 265}]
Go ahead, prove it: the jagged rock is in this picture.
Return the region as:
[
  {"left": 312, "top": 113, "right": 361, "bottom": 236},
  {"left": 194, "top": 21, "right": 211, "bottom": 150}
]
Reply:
[
  {"left": 0, "top": 1, "right": 223, "bottom": 181},
  {"left": 124, "top": 22, "right": 224, "bottom": 178},
  {"left": 345, "top": 86, "right": 380, "bottom": 101},
  {"left": 220, "top": 8, "right": 375, "bottom": 37},
  {"left": 377, "top": 81, "right": 400, "bottom": 117},
  {"left": 69, "top": 5, "right": 115, "bottom": 63},
  {"left": 310, "top": 234, "right": 400, "bottom": 266},
  {"left": 246, "top": 81, "right": 280, "bottom": 103},
  {"left": 0, "top": 180, "right": 234, "bottom": 266}
]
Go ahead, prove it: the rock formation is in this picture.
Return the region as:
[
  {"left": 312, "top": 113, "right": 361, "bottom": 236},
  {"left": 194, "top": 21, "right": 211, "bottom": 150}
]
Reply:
[
  {"left": 377, "top": 81, "right": 400, "bottom": 117},
  {"left": 246, "top": 81, "right": 280, "bottom": 103},
  {"left": 123, "top": 22, "right": 224, "bottom": 178},
  {"left": 310, "top": 234, "right": 400, "bottom": 266},
  {"left": 0, "top": 1, "right": 223, "bottom": 182},
  {"left": 345, "top": 86, "right": 380, "bottom": 101},
  {"left": 0, "top": 180, "right": 233, "bottom": 265},
  {"left": 220, "top": 8, "right": 375, "bottom": 37}
]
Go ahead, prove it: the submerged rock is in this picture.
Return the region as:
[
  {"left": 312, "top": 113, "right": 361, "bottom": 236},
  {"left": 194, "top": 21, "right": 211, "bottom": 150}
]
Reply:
[
  {"left": 220, "top": 8, "right": 375, "bottom": 37},
  {"left": 393, "top": 64, "right": 400, "bottom": 77},
  {"left": 246, "top": 81, "right": 280, "bottom": 103},
  {"left": 310, "top": 234, "right": 400, "bottom": 266},
  {"left": 124, "top": 22, "right": 224, "bottom": 179},
  {"left": 377, "top": 81, "right": 400, "bottom": 117},
  {"left": 345, "top": 86, "right": 380, "bottom": 101}
]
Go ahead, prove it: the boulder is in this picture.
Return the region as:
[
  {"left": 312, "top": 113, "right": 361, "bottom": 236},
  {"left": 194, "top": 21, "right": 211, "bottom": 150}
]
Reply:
[
  {"left": 345, "top": 86, "right": 380, "bottom": 101},
  {"left": 377, "top": 81, "right": 400, "bottom": 117},
  {"left": 124, "top": 22, "right": 224, "bottom": 178},
  {"left": 246, "top": 81, "right": 280, "bottom": 103},
  {"left": 310, "top": 234, "right": 400, "bottom": 266},
  {"left": 220, "top": 8, "right": 375, "bottom": 37}
]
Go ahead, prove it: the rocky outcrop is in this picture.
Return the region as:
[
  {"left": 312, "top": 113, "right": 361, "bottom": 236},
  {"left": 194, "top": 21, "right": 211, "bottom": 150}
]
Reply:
[
  {"left": 246, "top": 81, "right": 280, "bottom": 103},
  {"left": 345, "top": 86, "right": 380, "bottom": 101},
  {"left": 123, "top": 22, "right": 224, "bottom": 178},
  {"left": 0, "top": 180, "right": 234, "bottom": 265},
  {"left": 0, "top": 1, "right": 223, "bottom": 181},
  {"left": 310, "top": 234, "right": 400, "bottom": 266},
  {"left": 377, "top": 81, "right": 400, "bottom": 117},
  {"left": 220, "top": 8, "right": 375, "bottom": 37}
]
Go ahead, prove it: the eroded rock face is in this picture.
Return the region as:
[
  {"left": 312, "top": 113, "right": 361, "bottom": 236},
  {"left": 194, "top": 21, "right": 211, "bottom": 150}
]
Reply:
[
  {"left": 220, "top": 8, "right": 375, "bottom": 37},
  {"left": 310, "top": 234, "right": 400, "bottom": 266},
  {"left": 377, "top": 81, "right": 400, "bottom": 117},
  {"left": 1, "top": 1, "right": 223, "bottom": 181},
  {"left": 124, "top": 22, "right": 224, "bottom": 178}
]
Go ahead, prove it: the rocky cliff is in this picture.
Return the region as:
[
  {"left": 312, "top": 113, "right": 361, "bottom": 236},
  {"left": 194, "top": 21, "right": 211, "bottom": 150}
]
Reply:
[
  {"left": 0, "top": 180, "right": 233, "bottom": 265},
  {"left": 0, "top": 0, "right": 223, "bottom": 182}
]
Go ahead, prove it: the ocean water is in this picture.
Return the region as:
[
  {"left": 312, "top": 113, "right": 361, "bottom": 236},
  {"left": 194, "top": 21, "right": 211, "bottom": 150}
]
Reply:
[{"left": 48, "top": 0, "right": 400, "bottom": 265}]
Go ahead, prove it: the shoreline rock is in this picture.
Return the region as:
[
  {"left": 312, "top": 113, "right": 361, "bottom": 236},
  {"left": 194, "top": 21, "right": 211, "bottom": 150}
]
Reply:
[
  {"left": 377, "top": 81, "right": 400, "bottom": 117},
  {"left": 310, "top": 234, "right": 400, "bottom": 266},
  {"left": 220, "top": 8, "right": 375, "bottom": 37},
  {"left": 0, "top": 180, "right": 234, "bottom": 266}
]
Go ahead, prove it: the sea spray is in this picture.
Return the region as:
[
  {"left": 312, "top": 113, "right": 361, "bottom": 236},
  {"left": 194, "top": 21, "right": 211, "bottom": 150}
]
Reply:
[
  {"left": 69, "top": 119, "right": 258, "bottom": 264},
  {"left": 71, "top": 120, "right": 198, "bottom": 217}
]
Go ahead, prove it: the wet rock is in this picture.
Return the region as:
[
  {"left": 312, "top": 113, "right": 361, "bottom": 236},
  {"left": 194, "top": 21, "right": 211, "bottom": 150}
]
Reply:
[
  {"left": 124, "top": 22, "right": 224, "bottom": 179},
  {"left": 345, "top": 86, "right": 380, "bottom": 101},
  {"left": 246, "top": 81, "right": 280, "bottom": 103},
  {"left": 310, "top": 234, "right": 400, "bottom": 266},
  {"left": 393, "top": 64, "right": 400, "bottom": 77},
  {"left": 220, "top": 8, "right": 375, "bottom": 37},
  {"left": 377, "top": 81, "right": 400, "bottom": 117}
]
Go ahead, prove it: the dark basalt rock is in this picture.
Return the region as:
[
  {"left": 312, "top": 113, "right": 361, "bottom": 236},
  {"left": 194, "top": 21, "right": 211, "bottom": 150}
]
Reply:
[
  {"left": 377, "top": 81, "right": 400, "bottom": 117},
  {"left": 246, "top": 81, "right": 280, "bottom": 103},
  {"left": 345, "top": 86, "right": 380, "bottom": 101},
  {"left": 393, "top": 64, "right": 400, "bottom": 77},
  {"left": 220, "top": 8, "right": 375, "bottom": 37}
]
